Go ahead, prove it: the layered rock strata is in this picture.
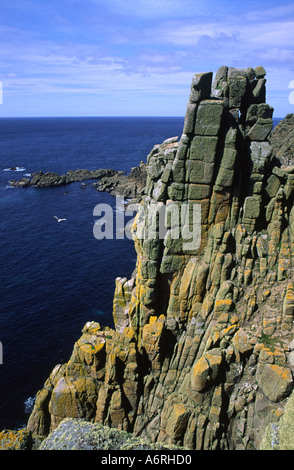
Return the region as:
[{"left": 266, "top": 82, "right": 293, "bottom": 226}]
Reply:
[{"left": 26, "top": 67, "right": 294, "bottom": 450}]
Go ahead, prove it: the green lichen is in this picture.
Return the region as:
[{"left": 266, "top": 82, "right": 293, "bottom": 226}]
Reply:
[{"left": 260, "top": 391, "right": 294, "bottom": 450}]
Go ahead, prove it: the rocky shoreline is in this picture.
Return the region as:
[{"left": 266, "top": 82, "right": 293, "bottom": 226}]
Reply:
[
  {"left": 2, "top": 67, "right": 294, "bottom": 451},
  {"left": 94, "top": 161, "right": 147, "bottom": 199}
]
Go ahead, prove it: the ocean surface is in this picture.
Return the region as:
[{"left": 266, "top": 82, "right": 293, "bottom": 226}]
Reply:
[{"left": 0, "top": 116, "right": 282, "bottom": 431}]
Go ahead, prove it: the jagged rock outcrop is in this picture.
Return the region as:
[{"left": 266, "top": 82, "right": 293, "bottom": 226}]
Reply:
[
  {"left": 25, "top": 66, "right": 294, "bottom": 450},
  {"left": 94, "top": 161, "right": 147, "bottom": 199}
]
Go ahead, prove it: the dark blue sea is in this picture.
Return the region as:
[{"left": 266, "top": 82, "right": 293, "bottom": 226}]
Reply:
[{"left": 0, "top": 116, "right": 282, "bottom": 431}]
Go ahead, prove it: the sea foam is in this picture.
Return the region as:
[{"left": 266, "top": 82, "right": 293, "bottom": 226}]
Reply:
[
  {"left": 23, "top": 396, "right": 35, "bottom": 414},
  {"left": 3, "top": 167, "right": 26, "bottom": 172}
]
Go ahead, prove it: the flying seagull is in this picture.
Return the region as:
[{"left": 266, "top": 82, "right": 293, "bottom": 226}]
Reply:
[{"left": 54, "top": 216, "right": 67, "bottom": 222}]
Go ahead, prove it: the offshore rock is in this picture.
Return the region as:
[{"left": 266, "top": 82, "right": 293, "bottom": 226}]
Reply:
[
  {"left": 9, "top": 168, "right": 116, "bottom": 187},
  {"left": 21, "top": 67, "right": 294, "bottom": 451},
  {"left": 94, "top": 161, "right": 147, "bottom": 199},
  {"left": 9, "top": 163, "right": 147, "bottom": 201}
]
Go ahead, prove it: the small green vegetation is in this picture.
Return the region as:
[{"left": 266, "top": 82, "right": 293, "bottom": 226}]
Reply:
[{"left": 259, "top": 333, "right": 282, "bottom": 351}]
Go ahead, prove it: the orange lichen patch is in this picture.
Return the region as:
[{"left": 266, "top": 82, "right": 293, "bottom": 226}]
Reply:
[
  {"left": 222, "top": 324, "right": 238, "bottom": 337},
  {"left": 122, "top": 326, "right": 136, "bottom": 342},
  {"left": 214, "top": 298, "right": 234, "bottom": 313},
  {"left": 165, "top": 403, "right": 190, "bottom": 441},
  {"left": 271, "top": 364, "right": 292, "bottom": 382},
  {"left": 257, "top": 363, "right": 293, "bottom": 402},
  {"left": 81, "top": 321, "right": 102, "bottom": 335},
  {"left": 272, "top": 408, "right": 284, "bottom": 420},
  {"left": 209, "top": 405, "right": 222, "bottom": 423},
  {"left": 143, "top": 321, "right": 164, "bottom": 341},
  {"left": 0, "top": 428, "right": 32, "bottom": 450},
  {"left": 191, "top": 356, "right": 211, "bottom": 392},
  {"left": 79, "top": 340, "right": 105, "bottom": 357},
  {"left": 233, "top": 329, "right": 254, "bottom": 360},
  {"left": 191, "top": 350, "right": 223, "bottom": 393}
]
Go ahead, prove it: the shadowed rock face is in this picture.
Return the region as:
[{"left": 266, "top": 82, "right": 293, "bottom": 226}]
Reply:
[
  {"left": 269, "top": 113, "right": 294, "bottom": 168},
  {"left": 18, "top": 66, "right": 294, "bottom": 450}
]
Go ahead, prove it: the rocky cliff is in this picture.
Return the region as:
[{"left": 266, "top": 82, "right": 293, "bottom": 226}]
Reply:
[{"left": 22, "top": 66, "right": 294, "bottom": 450}]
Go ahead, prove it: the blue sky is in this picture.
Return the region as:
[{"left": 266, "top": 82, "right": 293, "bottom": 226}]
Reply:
[{"left": 0, "top": 0, "right": 294, "bottom": 117}]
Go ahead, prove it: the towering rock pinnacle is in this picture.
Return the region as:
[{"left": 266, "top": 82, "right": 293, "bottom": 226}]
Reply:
[{"left": 27, "top": 67, "right": 294, "bottom": 450}]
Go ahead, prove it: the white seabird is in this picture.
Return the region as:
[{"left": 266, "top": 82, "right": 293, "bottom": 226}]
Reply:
[{"left": 54, "top": 216, "right": 67, "bottom": 222}]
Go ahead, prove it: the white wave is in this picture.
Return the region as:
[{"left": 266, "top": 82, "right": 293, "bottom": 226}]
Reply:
[
  {"left": 3, "top": 167, "right": 26, "bottom": 172},
  {"left": 24, "top": 396, "right": 35, "bottom": 414}
]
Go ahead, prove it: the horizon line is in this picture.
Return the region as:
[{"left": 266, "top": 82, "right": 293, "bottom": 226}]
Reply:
[
  {"left": 0, "top": 115, "right": 185, "bottom": 119},
  {"left": 0, "top": 114, "right": 287, "bottom": 119}
]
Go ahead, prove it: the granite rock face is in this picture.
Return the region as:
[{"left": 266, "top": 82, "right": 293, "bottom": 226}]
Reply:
[{"left": 26, "top": 67, "right": 294, "bottom": 450}]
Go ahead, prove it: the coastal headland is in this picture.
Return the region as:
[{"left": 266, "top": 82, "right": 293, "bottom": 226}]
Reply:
[{"left": 2, "top": 66, "right": 294, "bottom": 451}]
